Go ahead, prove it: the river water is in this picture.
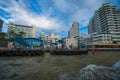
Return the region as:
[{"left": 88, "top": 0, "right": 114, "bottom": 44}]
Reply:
[{"left": 0, "top": 51, "right": 120, "bottom": 80}]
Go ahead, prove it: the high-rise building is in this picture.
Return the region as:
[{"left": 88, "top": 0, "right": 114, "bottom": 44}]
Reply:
[
  {"left": 88, "top": 11, "right": 101, "bottom": 34},
  {"left": 7, "top": 22, "right": 35, "bottom": 38},
  {"left": 88, "top": 3, "right": 120, "bottom": 43},
  {"left": 0, "top": 19, "right": 3, "bottom": 32},
  {"left": 68, "top": 21, "right": 79, "bottom": 38}
]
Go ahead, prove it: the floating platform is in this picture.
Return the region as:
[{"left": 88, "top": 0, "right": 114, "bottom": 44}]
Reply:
[
  {"left": 50, "top": 50, "right": 88, "bottom": 55},
  {"left": 0, "top": 50, "right": 44, "bottom": 56}
]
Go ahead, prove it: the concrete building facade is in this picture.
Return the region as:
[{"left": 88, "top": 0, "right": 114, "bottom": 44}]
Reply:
[
  {"left": 62, "top": 37, "right": 78, "bottom": 50},
  {"left": 88, "top": 11, "right": 101, "bottom": 34},
  {"left": 68, "top": 21, "right": 79, "bottom": 38},
  {"left": 40, "top": 32, "right": 61, "bottom": 50},
  {"left": 41, "top": 32, "right": 60, "bottom": 43},
  {"left": 79, "top": 34, "right": 93, "bottom": 45},
  {"left": 0, "top": 19, "right": 3, "bottom": 32},
  {"left": 92, "top": 32, "right": 113, "bottom": 44},
  {"left": 88, "top": 3, "right": 120, "bottom": 43},
  {"left": 8, "top": 22, "right": 35, "bottom": 38}
]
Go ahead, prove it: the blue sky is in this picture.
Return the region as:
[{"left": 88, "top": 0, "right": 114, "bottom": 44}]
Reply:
[{"left": 0, "top": 0, "right": 120, "bottom": 37}]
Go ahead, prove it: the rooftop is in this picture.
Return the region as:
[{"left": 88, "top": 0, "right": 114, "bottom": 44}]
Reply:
[{"left": 9, "top": 22, "right": 33, "bottom": 28}]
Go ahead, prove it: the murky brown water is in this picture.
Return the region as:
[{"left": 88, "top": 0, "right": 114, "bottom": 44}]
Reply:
[{"left": 0, "top": 51, "right": 120, "bottom": 80}]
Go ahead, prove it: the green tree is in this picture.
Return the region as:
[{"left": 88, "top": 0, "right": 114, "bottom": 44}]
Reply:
[
  {"left": 9, "top": 30, "right": 16, "bottom": 39},
  {"left": 8, "top": 30, "right": 25, "bottom": 41},
  {"left": 0, "top": 32, "right": 7, "bottom": 41},
  {"left": 18, "top": 31, "right": 25, "bottom": 37}
]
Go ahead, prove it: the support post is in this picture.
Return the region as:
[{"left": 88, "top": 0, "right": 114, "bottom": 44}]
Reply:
[{"left": 92, "top": 45, "right": 94, "bottom": 54}]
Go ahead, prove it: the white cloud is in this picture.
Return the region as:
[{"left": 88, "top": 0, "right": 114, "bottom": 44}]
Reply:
[
  {"left": 0, "top": 0, "right": 119, "bottom": 37},
  {"left": 52, "top": 0, "right": 104, "bottom": 28},
  {"left": 53, "top": 0, "right": 70, "bottom": 13},
  {"left": 0, "top": 0, "right": 66, "bottom": 37}
]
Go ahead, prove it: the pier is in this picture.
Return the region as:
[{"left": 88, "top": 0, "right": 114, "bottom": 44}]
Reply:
[
  {"left": 0, "top": 50, "right": 44, "bottom": 56},
  {"left": 0, "top": 49, "right": 89, "bottom": 56},
  {"left": 50, "top": 50, "right": 88, "bottom": 55}
]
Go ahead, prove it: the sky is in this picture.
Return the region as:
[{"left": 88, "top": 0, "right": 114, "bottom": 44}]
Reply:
[{"left": 0, "top": 0, "right": 120, "bottom": 37}]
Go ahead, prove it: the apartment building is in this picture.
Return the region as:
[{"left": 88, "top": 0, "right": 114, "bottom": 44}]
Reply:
[
  {"left": 8, "top": 22, "right": 35, "bottom": 38},
  {"left": 88, "top": 3, "right": 120, "bottom": 43},
  {"left": 92, "top": 32, "right": 113, "bottom": 44}
]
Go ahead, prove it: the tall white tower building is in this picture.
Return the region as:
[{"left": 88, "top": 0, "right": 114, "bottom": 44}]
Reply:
[
  {"left": 68, "top": 21, "right": 79, "bottom": 38},
  {"left": 88, "top": 3, "right": 120, "bottom": 43}
]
